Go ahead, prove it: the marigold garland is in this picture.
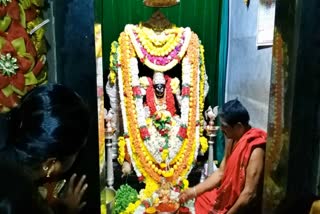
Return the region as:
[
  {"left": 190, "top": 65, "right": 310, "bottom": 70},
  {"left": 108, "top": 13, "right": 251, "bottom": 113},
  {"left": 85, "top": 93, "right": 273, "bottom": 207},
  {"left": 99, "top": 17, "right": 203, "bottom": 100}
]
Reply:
[
  {"left": 114, "top": 25, "right": 207, "bottom": 212},
  {"left": 200, "top": 136, "right": 208, "bottom": 154},
  {"left": 117, "top": 136, "right": 126, "bottom": 165},
  {"left": 118, "top": 31, "right": 201, "bottom": 184},
  {"left": 199, "top": 44, "right": 206, "bottom": 137},
  {"left": 172, "top": 33, "right": 200, "bottom": 181}
]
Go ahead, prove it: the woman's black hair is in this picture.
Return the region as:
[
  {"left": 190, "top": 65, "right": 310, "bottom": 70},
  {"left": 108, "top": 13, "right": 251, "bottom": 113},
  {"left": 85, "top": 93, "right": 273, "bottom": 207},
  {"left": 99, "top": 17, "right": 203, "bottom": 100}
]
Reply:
[
  {"left": 6, "top": 84, "right": 90, "bottom": 168},
  {"left": 218, "top": 99, "right": 250, "bottom": 126}
]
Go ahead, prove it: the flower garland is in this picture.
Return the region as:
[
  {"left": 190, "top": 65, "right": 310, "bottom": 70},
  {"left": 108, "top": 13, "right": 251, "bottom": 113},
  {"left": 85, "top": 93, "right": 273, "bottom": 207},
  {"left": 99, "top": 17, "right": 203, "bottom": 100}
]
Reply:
[
  {"left": 172, "top": 33, "right": 200, "bottom": 182},
  {"left": 199, "top": 44, "right": 205, "bottom": 137},
  {"left": 108, "top": 41, "right": 119, "bottom": 85},
  {"left": 199, "top": 44, "right": 208, "bottom": 154},
  {"left": 126, "top": 24, "right": 192, "bottom": 72},
  {"left": 116, "top": 27, "right": 206, "bottom": 210},
  {"left": 117, "top": 136, "right": 126, "bottom": 165},
  {"left": 136, "top": 26, "right": 183, "bottom": 56}
]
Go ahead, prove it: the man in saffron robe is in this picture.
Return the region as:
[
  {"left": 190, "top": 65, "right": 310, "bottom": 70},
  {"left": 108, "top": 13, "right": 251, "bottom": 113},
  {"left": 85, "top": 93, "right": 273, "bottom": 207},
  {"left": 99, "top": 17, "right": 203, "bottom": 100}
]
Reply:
[{"left": 179, "top": 99, "right": 267, "bottom": 214}]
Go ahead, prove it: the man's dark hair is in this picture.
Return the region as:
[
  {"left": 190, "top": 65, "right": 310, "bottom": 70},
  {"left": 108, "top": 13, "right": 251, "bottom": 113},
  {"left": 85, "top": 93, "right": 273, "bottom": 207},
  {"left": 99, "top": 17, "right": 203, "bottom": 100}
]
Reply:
[{"left": 218, "top": 99, "right": 250, "bottom": 126}]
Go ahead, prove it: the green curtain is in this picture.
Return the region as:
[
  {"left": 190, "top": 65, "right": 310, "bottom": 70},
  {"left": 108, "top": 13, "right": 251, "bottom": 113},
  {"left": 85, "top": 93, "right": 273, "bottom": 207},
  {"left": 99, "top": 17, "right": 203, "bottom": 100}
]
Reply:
[
  {"left": 94, "top": 0, "right": 102, "bottom": 23},
  {"left": 215, "top": 0, "right": 229, "bottom": 163},
  {"left": 101, "top": 0, "right": 221, "bottom": 107}
]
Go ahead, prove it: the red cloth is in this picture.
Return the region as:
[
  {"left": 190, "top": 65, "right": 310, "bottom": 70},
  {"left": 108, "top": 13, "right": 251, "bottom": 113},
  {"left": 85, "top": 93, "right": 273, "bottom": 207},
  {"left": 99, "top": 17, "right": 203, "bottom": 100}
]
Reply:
[{"left": 195, "top": 128, "right": 267, "bottom": 214}]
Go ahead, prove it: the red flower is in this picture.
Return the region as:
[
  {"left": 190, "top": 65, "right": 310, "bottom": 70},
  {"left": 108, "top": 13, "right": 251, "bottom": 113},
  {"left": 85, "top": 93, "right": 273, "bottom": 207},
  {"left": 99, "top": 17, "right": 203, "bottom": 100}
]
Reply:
[
  {"left": 159, "top": 129, "right": 169, "bottom": 136},
  {"left": 155, "top": 113, "right": 161, "bottom": 120},
  {"left": 139, "top": 126, "right": 150, "bottom": 140},
  {"left": 138, "top": 175, "right": 145, "bottom": 182},
  {"left": 177, "top": 126, "right": 187, "bottom": 140},
  {"left": 181, "top": 86, "right": 190, "bottom": 96},
  {"left": 132, "top": 86, "right": 142, "bottom": 97}
]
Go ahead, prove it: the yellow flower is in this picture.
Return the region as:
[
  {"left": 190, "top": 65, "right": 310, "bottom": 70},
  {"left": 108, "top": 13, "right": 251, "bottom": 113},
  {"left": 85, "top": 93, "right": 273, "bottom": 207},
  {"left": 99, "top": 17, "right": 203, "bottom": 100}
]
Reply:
[
  {"left": 200, "top": 136, "right": 208, "bottom": 154},
  {"left": 182, "top": 179, "right": 189, "bottom": 189},
  {"left": 161, "top": 149, "right": 169, "bottom": 160},
  {"left": 139, "top": 76, "right": 150, "bottom": 89},
  {"left": 160, "top": 163, "right": 167, "bottom": 169},
  {"left": 162, "top": 169, "right": 174, "bottom": 178},
  {"left": 109, "top": 71, "right": 116, "bottom": 85},
  {"left": 146, "top": 118, "right": 152, "bottom": 126},
  {"left": 117, "top": 136, "right": 126, "bottom": 165},
  {"left": 170, "top": 77, "right": 180, "bottom": 94},
  {"left": 121, "top": 200, "right": 141, "bottom": 214}
]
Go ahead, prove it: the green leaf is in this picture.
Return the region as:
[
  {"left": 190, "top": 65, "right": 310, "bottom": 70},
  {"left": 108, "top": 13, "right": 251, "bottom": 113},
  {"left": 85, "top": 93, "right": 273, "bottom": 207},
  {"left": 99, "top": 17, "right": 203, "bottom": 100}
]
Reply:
[
  {"left": 31, "top": 0, "right": 44, "bottom": 7},
  {"left": 0, "top": 36, "right": 6, "bottom": 50},
  {"left": 24, "top": 71, "right": 38, "bottom": 85},
  {"left": 0, "top": 15, "right": 11, "bottom": 32},
  {"left": 19, "top": 3, "right": 26, "bottom": 28},
  {"left": 20, "top": 0, "right": 31, "bottom": 9},
  {"left": 11, "top": 37, "right": 26, "bottom": 54},
  {"left": 11, "top": 85, "right": 26, "bottom": 96},
  {"left": 1, "top": 85, "right": 13, "bottom": 97}
]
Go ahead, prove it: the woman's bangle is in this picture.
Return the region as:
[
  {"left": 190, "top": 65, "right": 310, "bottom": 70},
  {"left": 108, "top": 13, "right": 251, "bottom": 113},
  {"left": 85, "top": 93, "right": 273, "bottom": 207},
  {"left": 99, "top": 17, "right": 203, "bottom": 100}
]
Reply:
[{"left": 192, "top": 187, "right": 197, "bottom": 198}]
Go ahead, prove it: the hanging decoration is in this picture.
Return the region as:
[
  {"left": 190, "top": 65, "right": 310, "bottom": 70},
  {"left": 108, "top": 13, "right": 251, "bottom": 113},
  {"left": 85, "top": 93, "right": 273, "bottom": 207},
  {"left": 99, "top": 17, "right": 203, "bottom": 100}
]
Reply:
[
  {"left": 143, "top": 0, "right": 180, "bottom": 8},
  {"left": 0, "top": 0, "right": 47, "bottom": 112}
]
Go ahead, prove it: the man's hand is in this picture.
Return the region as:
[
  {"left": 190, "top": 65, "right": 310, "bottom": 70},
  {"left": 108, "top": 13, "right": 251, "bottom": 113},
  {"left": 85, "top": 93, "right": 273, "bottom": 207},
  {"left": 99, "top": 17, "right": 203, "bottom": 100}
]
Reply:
[
  {"left": 121, "top": 161, "right": 132, "bottom": 177},
  {"left": 179, "top": 188, "right": 196, "bottom": 204},
  {"left": 60, "top": 174, "right": 88, "bottom": 213}
]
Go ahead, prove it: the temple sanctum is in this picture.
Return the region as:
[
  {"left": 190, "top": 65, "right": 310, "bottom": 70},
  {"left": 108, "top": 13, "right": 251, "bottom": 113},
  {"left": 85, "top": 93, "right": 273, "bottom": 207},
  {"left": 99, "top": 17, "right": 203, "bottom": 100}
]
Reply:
[{"left": 0, "top": 0, "right": 319, "bottom": 213}]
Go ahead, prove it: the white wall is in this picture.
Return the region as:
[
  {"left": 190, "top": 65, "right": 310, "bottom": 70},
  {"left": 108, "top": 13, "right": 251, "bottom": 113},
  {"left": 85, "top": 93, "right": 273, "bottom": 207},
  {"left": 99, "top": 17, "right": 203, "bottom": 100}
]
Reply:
[{"left": 225, "top": 0, "right": 272, "bottom": 130}]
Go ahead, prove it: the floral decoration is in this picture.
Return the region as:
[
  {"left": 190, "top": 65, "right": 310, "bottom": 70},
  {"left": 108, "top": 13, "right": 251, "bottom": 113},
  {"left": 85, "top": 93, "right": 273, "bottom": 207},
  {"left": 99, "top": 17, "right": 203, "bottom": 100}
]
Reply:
[
  {"left": 199, "top": 44, "right": 206, "bottom": 137},
  {"left": 170, "top": 77, "right": 180, "bottom": 94},
  {"left": 117, "top": 136, "right": 126, "bottom": 165},
  {"left": 126, "top": 24, "right": 191, "bottom": 72},
  {"left": 112, "top": 24, "right": 207, "bottom": 211},
  {"left": 120, "top": 200, "right": 141, "bottom": 214},
  {"left": 152, "top": 110, "right": 172, "bottom": 140},
  {"left": 0, "top": 0, "right": 47, "bottom": 112},
  {"left": 199, "top": 136, "right": 208, "bottom": 154},
  {"left": 108, "top": 41, "right": 119, "bottom": 85}
]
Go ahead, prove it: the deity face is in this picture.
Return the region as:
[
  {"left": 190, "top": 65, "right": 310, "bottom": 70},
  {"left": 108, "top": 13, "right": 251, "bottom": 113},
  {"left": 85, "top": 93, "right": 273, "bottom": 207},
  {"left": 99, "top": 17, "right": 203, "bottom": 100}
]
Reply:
[{"left": 154, "top": 84, "right": 165, "bottom": 98}]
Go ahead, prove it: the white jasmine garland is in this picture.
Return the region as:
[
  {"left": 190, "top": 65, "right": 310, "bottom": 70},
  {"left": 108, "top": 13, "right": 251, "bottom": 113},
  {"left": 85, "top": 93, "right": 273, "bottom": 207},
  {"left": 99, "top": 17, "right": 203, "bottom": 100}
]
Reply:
[{"left": 126, "top": 24, "right": 192, "bottom": 72}]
